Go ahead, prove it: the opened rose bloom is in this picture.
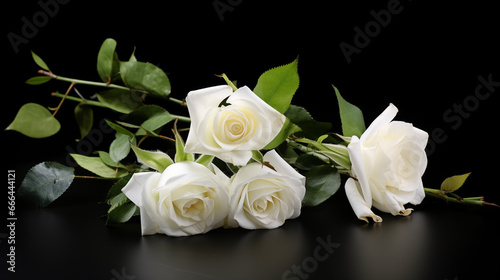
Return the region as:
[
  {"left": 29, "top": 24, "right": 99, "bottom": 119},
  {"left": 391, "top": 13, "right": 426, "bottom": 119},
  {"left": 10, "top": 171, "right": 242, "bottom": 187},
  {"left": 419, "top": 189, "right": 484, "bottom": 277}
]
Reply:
[
  {"left": 226, "top": 150, "right": 306, "bottom": 229},
  {"left": 345, "top": 104, "right": 429, "bottom": 222},
  {"left": 184, "top": 85, "right": 286, "bottom": 166},
  {"left": 121, "top": 162, "right": 230, "bottom": 236}
]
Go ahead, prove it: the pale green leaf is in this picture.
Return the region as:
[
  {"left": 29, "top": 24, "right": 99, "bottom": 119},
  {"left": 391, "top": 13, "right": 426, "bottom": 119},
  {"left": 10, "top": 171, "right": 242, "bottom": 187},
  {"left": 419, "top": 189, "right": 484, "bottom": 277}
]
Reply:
[
  {"left": 18, "top": 162, "right": 74, "bottom": 207},
  {"left": 31, "top": 51, "right": 50, "bottom": 71},
  {"left": 25, "top": 76, "right": 52, "bottom": 85},
  {"left": 97, "top": 38, "right": 120, "bottom": 83},
  {"left": 109, "top": 133, "right": 131, "bottom": 163},
  {"left": 6, "top": 103, "right": 60, "bottom": 138},
  {"left": 334, "top": 85, "right": 366, "bottom": 138},
  {"left": 441, "top": 172, "right": 471, "bottom": 193},
  {"left": 131, "top": 145, "right": 174, "bottom": 172},
  {"left": 253, "top": 58, "right": 299, "bottom": 114},
  {"left": 70, "top": 154, "right": 127, "bottom": 178}
]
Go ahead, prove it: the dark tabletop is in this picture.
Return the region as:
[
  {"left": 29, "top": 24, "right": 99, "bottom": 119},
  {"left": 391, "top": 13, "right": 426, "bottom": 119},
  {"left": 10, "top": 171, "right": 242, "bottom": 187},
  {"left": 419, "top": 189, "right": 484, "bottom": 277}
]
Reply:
[{"left": 3, "top": 177, "right": 499, "bottom": 280}]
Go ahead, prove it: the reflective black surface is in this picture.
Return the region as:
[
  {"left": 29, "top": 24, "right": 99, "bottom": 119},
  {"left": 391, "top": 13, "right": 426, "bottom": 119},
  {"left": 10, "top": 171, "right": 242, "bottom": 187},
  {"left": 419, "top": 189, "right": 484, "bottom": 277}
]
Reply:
[{"left": 3, "top": 178, "right": 499, "bottom": 280}]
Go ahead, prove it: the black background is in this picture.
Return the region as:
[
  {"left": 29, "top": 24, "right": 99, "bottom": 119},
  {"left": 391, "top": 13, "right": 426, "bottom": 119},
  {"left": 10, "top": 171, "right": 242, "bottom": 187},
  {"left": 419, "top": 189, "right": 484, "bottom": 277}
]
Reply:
[{"left": 2, "top": 1, "right": 500, "bottom": 279}]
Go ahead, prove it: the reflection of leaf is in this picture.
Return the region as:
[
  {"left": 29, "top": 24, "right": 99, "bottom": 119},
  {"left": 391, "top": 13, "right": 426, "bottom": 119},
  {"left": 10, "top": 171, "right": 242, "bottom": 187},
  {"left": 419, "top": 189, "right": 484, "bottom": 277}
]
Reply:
[
  {"left": 6, "top": 103, "right": 60, "bottom": 138},
  {"left": 302, "top": 165, "right": 340, "bottom": 207},
  {"left": 441, "top": 173, "right": 471, "bottom": 193},
  {"left": 19, "top": 162, "right": 74, "bottom": 207},
  {"left": 253, "top": 58, "right": 299, "bottom": 114},
  {"left": 120, "top": 61, "right": 171, "bottom": 99}
]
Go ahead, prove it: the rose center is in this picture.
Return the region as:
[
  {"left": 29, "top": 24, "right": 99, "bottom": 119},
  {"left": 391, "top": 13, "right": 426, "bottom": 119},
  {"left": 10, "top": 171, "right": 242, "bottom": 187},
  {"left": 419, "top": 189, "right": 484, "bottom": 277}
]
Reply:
[{"left": 182, "top": 198, "right": 204, "bottom": 216}]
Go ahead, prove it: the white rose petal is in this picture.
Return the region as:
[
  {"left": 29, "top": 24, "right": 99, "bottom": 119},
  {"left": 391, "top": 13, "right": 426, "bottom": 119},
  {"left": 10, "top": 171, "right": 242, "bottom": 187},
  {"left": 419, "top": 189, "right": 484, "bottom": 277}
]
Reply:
[
  {"left": 184, "top": 85, "right": 286, "bottom": 166},
  {"left": 122, "top": 162, "right": 230, "bottom": 236},
  {"left": 346, "top": 104, "right": 429, "bottom": 222},
  {"left": 227, "top": 150, "right": 306, "bottom": 229}
]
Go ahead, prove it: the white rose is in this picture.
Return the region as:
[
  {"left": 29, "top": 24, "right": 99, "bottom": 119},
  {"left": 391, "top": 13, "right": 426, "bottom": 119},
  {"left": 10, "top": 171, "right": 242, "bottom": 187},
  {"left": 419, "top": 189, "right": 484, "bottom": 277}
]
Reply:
[
  {"left": 184, "top": 85, "right": 286, "bottom": 166},
  {"left": 345, "top": 104, "right": 428, "bottom": 222},
  {"left": 226, "top": 150, "right": 306, "bottom": 229},
  {"left": 121, "top": 162, "right": 230, "bottom": 236}
]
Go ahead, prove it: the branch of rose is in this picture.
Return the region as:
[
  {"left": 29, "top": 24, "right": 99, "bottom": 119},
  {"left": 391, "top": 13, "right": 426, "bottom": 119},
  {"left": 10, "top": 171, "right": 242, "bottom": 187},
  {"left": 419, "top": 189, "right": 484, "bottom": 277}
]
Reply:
[
  {"left": 424, "top": 188, "right": 499, "bottom": 208},
  {"left": 38, "top": 70, "right": 187, "bottom": 107},
  {"left": 287, "top": 138, "right": 499, "bottom": 208}
]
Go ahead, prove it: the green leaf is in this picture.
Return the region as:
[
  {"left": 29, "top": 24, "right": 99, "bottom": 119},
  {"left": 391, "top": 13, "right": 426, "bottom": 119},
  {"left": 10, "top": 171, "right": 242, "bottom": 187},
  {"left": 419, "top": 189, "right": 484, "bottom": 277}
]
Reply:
[
  {"left": 106, "top": 174, "right": 133, "bottom": 205},
  {"left": 263, "top": 118, "right": 301, "bottom": 150},
  {"left": 441, "top": 172, "right": 471, "bottom": 193},
  {"left": 109, "top": 133, "right": 132, "bottom": 163},
  {"left": 124, "top": 105, "right": 174, "bottom": 135},
  {"left": 96, "top": 89, "right": 144, "bottom": 114},
  {"left": 253, "top": 57, "right": 299, "bottom": 114},
  {"left": 285, "top": 105, "right": 332, "bottom": 139},
  {"left": 120, "top": 61, "right": 171, "bottom": 99},
  {"left": 6, "top": 103, "right": 60, "bottom": 138},
  {"left": 31, "top": 51, "right": 50, "bottom": 71},
  {"left": 18, "top": 162, "right": 74, "bottom": 207},
  {"left": 97, "top": 151, "right": 126, "bottom": 168},
  {"left": 333, "top": 85, "right": 366, "bottom": 138},
  {"left": 131, "top": 145, "right": 174, "bottom": 172},
  {"left": 70, "top": 154, "right": 127, "bottom": 178},
  {"left": 74, "top": 103, "right": 93, "bottom": 140},
  {"left": 105, "top": 119, "right": 136, "bottom": 138},
  {"left": 97, "top": 38, "right": 120, "bottom": 83},
  {"left": 251, "top": 150, "right": 264, "bottom": 165},
  {"left": 25, "top": 76, "right": 52, "bottom": 85},
  {"left": 302, "top": 165, "right": 341, "bottom": 207},
  {"left": 107, "top": 201, "right": 137, "bottom": 225}
]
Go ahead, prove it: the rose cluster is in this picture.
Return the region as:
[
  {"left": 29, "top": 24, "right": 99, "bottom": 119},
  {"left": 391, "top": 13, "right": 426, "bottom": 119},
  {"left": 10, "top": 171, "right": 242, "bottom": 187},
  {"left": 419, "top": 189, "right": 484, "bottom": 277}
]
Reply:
[
  {"left": 122, "top": 84, "right": 429, "bottom": 237},
  {"left": 122, "top": 86, "right": 306, "bottom": 236}
]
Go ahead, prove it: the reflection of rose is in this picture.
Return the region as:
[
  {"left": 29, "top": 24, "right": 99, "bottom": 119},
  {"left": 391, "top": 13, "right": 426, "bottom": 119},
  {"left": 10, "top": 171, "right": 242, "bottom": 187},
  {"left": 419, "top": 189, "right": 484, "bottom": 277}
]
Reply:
[
  {"left": 345, "top": 104, "right": 428, "bottom": 222},
  {"left": 226, "top": 150, "right": 306, "bottom": 229},
  {"left": 122, "top": 162, "right": 230, "bottom": 236},
  {"left": 184, "top": 85, "right": 286, "bottom": 166}
]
